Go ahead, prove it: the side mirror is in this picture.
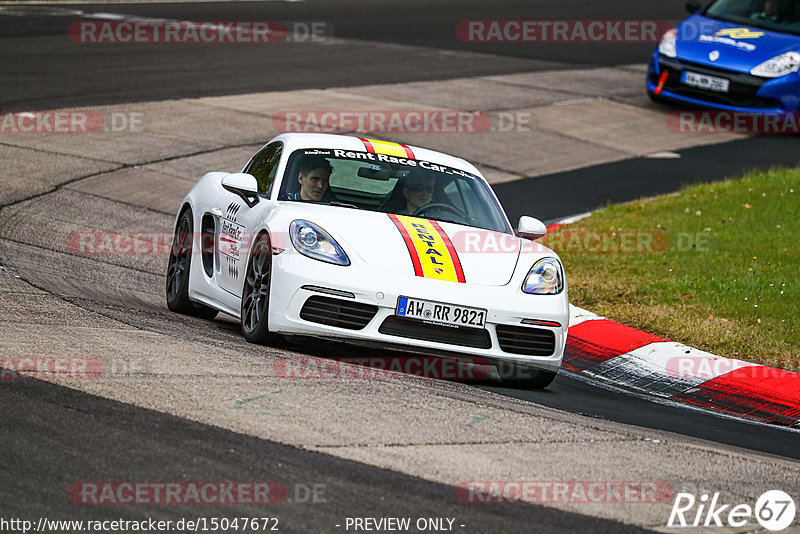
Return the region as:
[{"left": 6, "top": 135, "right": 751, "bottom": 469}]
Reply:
[
  {"left": 686, "top": 1, "right": 701, "bottom": 14},
  {"left": 517, "top": 216, "right": 548, "bottom": 240},
  {"left": 222, "top": 173, "right": 259, "bottom": 207}
]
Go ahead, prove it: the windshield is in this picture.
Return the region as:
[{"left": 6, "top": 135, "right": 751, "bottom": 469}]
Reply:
[
  {"left": 278, "top": 148, "right": 513, "bottom": 234},
  {"left": 705, "top": 0, "right": 800, "bottom": 35}
]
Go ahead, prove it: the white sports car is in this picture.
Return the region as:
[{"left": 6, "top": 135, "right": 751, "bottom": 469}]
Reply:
[{"left": 166, "top": 133, "right": 568, "bottom": 388}]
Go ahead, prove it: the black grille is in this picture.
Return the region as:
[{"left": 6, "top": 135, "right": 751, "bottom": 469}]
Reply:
[
  {"left": 378, "top": 316, "right": 491, "bottom": 349},
  {"left": 299, "top": 296, "right": 378, "bottom": 330},
  {"left": 496, "top": 325, "right": 556, "bottom": 356},
  {"left": 656, "top": 57, "right": 776, "bottom": 108}
]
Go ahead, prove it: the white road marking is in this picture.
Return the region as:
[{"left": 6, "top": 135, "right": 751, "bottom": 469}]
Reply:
[{"left": 643, "top": 151, "right": 681, "bottom": 158}]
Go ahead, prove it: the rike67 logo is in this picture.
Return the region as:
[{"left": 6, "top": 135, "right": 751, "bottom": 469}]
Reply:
[{"left": 668, "top": 490, "right": 796, "bottom": 531}]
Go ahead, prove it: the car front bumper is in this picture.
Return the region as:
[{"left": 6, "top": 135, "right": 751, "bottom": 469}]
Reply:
[
  {"left": 268, "top": 251, "right": 568, "bottom": 373},
  {"left": 646, "top": 51, "right": 800, "bottom": 116}
]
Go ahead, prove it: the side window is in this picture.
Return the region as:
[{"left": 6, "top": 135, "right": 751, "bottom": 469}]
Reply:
[{"left": 244, "top": 142, "right": 283, "bottom": 197}]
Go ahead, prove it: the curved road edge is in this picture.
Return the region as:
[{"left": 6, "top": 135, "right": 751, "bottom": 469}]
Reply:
[
  {"left": 565, "top": 303, "right": 800, "bottom": 428},
  {"left": 550, "top": 214, "right": 800, "bottom": 429}
]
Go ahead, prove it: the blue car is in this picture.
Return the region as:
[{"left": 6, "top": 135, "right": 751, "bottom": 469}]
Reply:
[{"left": 647, "top": 0, "right": 800, "bottom": 117}]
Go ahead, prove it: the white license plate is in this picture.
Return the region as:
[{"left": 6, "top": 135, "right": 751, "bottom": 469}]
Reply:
[
  {"left": 682, "top": 71, "right": 730, "bottom": 93},
  {"left": 396, "top": 296, "right": 486, "bottom": 328}
]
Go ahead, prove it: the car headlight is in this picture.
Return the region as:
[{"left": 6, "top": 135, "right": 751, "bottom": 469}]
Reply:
[
  {"left": 750, "top": 51, "right": 800, "bottom": 78},
  {"left": 289, "top": 220, "right": 350, "bottom": 266},
  {"left": 658, "top": 28, "right": 677, "bottom": 58},
  {"left": 522, "top": 258, "right": 564, "bottom": 295}
]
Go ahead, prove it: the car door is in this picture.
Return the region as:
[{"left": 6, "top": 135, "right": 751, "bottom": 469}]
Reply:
[{"left": 213, "top": 141, "right": 283, "bottom": 296}]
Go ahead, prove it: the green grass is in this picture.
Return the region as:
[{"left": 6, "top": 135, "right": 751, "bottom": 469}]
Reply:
[{"left": 547, "top": 166, "right": 799, "bottom": 370}]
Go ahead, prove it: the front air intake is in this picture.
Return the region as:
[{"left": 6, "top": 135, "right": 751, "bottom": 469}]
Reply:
[
  {"left": 496, "top": 325, "right": 556, "bottom": 356},
  {"left": 299, "top": 296, "right": 378, "bottom": 330}
]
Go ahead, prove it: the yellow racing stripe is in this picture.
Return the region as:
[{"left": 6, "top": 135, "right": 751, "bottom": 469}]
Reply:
[
  {"left": 389, "top": 214, "right": 465, "bottom": 283},
  {"left": 359, "top": 137, "right": 416, "bottom": 159}
]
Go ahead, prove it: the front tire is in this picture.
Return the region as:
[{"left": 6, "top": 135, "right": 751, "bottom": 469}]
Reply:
[
  {"left": 165, "top": 208, "right": 218, "bottom": 320},
  {"left": 241, "top": 232, "right": 279, "bottom": 345}
]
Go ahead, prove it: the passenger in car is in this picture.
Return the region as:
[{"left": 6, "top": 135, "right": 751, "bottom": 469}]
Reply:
[{"left": 381, "top": 172, "right": 436, "bottom": 215}]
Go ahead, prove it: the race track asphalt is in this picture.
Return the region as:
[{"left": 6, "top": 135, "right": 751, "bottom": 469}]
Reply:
[{"left": 2, "top": 1, "right": 799, "bottom": 532}]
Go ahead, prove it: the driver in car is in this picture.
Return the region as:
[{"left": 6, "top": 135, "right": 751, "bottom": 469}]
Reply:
[
  {"left": 751, "top": 0, "right": 781, "bottom": 21},
  {"left": 288, "top": 155, "right": 333, "bottom": 201},
  {"left": 383, "top": 172, "right": 436, "bottom": 215}
]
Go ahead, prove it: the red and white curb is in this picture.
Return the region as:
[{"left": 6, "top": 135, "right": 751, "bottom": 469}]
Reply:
[
  {"left": 544, "top": 214, "right": 799, "bottom": 428},
  {"left": 565, "top": 304, "right": 800, "bottom": 427}
]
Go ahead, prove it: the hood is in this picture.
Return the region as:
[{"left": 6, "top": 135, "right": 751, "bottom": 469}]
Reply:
[
  {"left": 676, "top": 15, "right": 800, "bottom": 72},
  {"left": 286, "top": 205, "right": 522, "bottom": 286}
]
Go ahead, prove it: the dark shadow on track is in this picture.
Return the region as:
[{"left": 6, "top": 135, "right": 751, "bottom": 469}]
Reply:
[{"left": 0, "top": 377, "right": 645, "bottom": 533}]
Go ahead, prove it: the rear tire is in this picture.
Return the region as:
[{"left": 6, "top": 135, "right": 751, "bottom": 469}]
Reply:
[
  {"left": 241, "top": 232, "right": 280, "bottom": 345},
  {"left": 165, "top": 208, "right": 218, "bottom": 320}
]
